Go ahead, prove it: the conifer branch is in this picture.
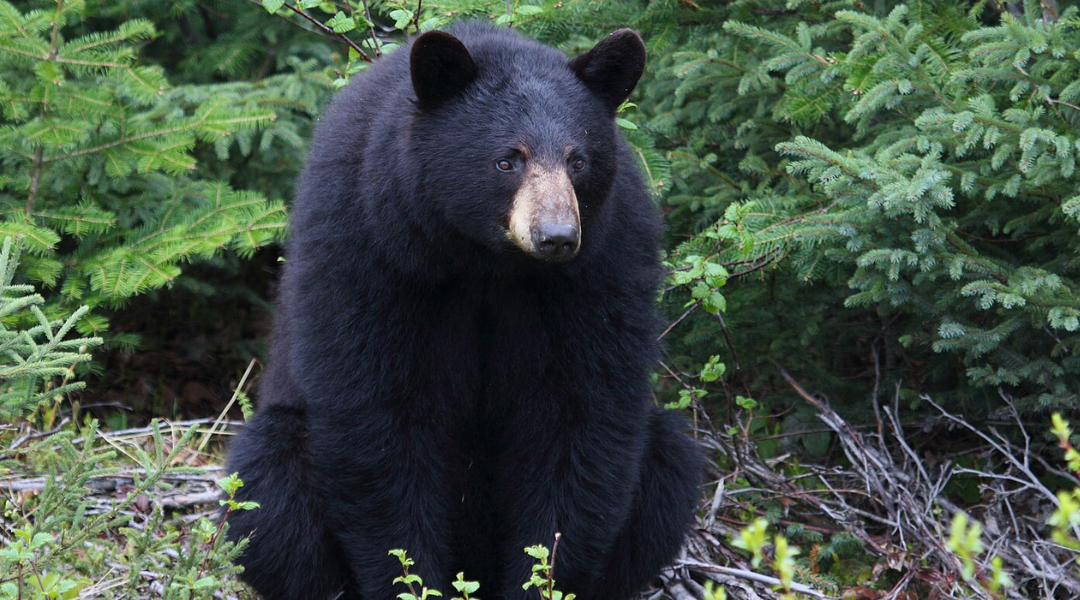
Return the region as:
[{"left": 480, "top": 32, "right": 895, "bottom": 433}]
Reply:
[
  {"left": 41, "top": 112, "right": 274, "bottom": 164},
  {"left": 26, "top": 0, "right": 65, "bottom": 212},
  {"left": 26, "top": 146, "right": 44, "bottom": 212}
]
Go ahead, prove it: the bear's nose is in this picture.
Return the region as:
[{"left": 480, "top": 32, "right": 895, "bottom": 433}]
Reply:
[{"left": 532, "top": 223, "right": 579, "bottom": 261}]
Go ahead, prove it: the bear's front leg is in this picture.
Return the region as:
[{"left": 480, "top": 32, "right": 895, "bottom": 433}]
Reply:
[
  {"left": 308, "top": 408, "right": 465, "bottom": 600},
  {"left": 492, "top": 405, "right": 646, "bottom": 600},
  {"left": 591, "top": 407, "right": 702, "bottom": 600}
]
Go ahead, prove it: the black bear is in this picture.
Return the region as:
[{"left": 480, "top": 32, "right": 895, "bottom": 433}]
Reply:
[{"left": 226, "top": 23, "right": 701, "bottom": 600}]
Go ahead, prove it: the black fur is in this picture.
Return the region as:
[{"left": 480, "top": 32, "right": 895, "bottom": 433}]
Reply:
[{"left": 226, "top": 23, "right": 701, "bottom": 600}]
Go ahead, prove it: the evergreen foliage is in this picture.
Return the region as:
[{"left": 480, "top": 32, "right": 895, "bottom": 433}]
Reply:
[
  {"left": 0, "top": 236, "right": 98, "bottom": 419},
  {"left": 0, "top": 0, "right": 315, "bottom": 341},
  {"left": 0, "top": 236, "right": 250, "bottom": 600},
  {"left": 458, "top": 0, "right": 1080, "bottom": 414}
]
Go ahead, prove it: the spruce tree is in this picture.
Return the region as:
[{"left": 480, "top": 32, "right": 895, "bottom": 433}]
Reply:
[{"left": 0, "top": 0, "right": 301, "bottom": 337}]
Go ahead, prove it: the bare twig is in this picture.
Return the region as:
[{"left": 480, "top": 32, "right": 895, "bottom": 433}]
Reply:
[
  {"left": 197, "top": 358, "right": 257, "bottom": 452},
  {"left": 358, "top": 0, "right": 382, "bottom": 57},
  {"left": 679, "top": 560, "right": 829, "bottom": 598},
  {"left": 658, "top": 302, "right": 698, "bottom": 340},
  {"left": 410, "top": 0, "right": 423, "bottom": 36},
  {"left": 276, "top": 1, "right": 372, "bottom": 62}
]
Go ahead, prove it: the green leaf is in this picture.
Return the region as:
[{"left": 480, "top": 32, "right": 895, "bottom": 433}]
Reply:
[
  {"left": 328, "top": 11, "right": 356, "bottom": 33},
  {"left": 30, "top": 532, "right": 55, "bottom": 549},
  {"left": 216, "top": 472, "right": 244, "bottom": 497},
  {"left": 702, "top": 291, "right": 725, "bottom": 314},
  {"left": 700, "top": 356, "right": 726, "bottom": 382}
]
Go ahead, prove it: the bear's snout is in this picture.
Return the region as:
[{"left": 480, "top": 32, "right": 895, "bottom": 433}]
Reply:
[{"left": 507, "top": 164, "right": 581, "bottom": 262}]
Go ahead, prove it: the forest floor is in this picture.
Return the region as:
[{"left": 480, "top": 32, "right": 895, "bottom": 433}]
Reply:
[{"left": 3, "top": 369, "right": 1076, "bottom": 600}]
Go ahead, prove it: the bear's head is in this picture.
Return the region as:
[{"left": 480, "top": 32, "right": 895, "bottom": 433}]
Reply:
[{"left": 409, "top": 26, "right": 646, "bottom": 264}]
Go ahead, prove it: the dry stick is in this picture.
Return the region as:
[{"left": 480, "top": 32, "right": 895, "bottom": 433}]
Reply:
[
  {"left": 69, "top": 418, "right": 241, "bottom": 445},
  {"left": 784, "top": 369, "right": 1008, "bottom": 598},
  {"left": 713, "top": 312, "right": 739, "bottom": 371},
  {"left": 679, "top": 560, "right": 828, "bottom": 599},
  {"left": 870, "top": 343, "right": 885, "bottom": 442},
  {"left": 0, "top": 470, "right": 224, "bottom": 492},
  {"left": 197, "top": 358, "right": 257, "bottom": 453},
  {"left": 6, "top": 418, "right": 69, "bottom": 452},
  {"left": 771, "top": 365, "right": 903, "bottom": 556},
  {"left": 707, "top": 364, "right": 1078, "bottom": 597},
  {"left": 25, "top": 0, "right": 64, "bottom": 213},
  {"left": 410, "top": 0, "right": 423, "bottom": 36},
  {"left": 880, "top": 570, "right": 917, "bottom": 600},
  {"left": 358, "top": 0, "right": 381, "bottom": 57},
  {"left": 925, "top": 395, "right": 1080, "bottom": 594},
  {"left": 658, "top": 302, "right": 698, "bottom": 340},
  {"left": 548, "top": 531, "right": 561, "bottom": 599},
  {"left": 703, "top": 478, "right": 725, "bottom": 530},
  {"left": 711, "top": 513, "right": 838, "bottom": 537},
  {"left": 661, "top": 575, "right": 700, "bottom": 600},
  {"left": 882, "top": 402, "right": 933, "bottom": 489},
  {"left": 921, "top": 394, "right": 1070, "bottom": 532}
]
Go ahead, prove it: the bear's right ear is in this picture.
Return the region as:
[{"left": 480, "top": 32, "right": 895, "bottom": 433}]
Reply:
[{"left": 411, "top": 31, "right": 477, "bottom": 111}]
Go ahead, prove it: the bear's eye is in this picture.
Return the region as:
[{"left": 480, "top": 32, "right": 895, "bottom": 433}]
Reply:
[
  {"left": 572, "top": 158, "right": 586, "bottom": 171},
  {"left": 495, "top": 159, "right": 515, "bottom": 172}
]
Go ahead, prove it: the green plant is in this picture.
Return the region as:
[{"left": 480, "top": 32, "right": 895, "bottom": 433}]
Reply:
[
  {"left": 451, "top": 571, "right": 480, "bottom": 600},
  {"left": 386, "top": 542, "right": 574, "bottom": 600},
  {"left": 522, "top": 537, "right": 575, "bottom": 600},
  {"left": 0, "top": 416, "right": 255, "bottom": 599},
  {"left": 455, "top": 0, "right": 1080, "bottom": 418},
  {"left": 1050, "top": 413, "right": 1080, "bottom": 554},
  {"left": 0, "top": 233, "right": 255, "bottom": 599},
  {"left": 944, "top": 512, "right": 1013, "bottom": 596},
  {"left": 388, "top": 549, "right": 446, "bottom": 600},
  {"left": 0, "top": 237, "right": 99, "bottom": 419},
  {"left": 729, "top": 517, "right": 803, "bottom": 597}
]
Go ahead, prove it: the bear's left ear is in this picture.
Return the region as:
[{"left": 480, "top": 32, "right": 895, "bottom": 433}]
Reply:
[
  {"left": 569, "top": 29, "right": 646, "bottom": 115},
  {"left": 411, "top": 30, "right": 477, "bottom": 111}
]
